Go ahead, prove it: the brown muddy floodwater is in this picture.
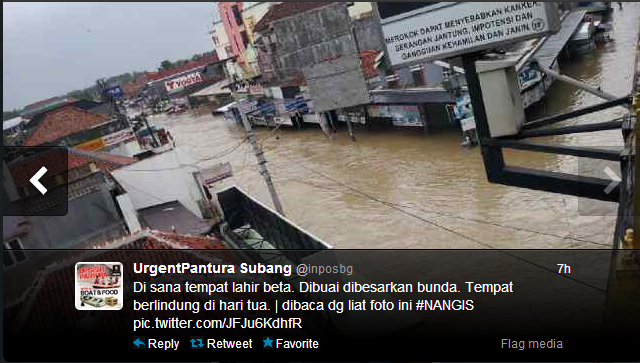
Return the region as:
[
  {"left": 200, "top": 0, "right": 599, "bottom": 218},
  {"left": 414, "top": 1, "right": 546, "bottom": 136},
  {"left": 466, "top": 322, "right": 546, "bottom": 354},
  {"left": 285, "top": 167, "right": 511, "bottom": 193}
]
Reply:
[{"left": 154, "top": 4, "right": 639, "bottom": 249}]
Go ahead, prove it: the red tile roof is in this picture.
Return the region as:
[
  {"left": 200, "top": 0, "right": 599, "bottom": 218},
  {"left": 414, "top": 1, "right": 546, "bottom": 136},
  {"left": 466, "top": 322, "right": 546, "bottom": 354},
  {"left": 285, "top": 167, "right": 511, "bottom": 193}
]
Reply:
[
  {"left": 7, "top": 148, "right": 136, "bottom": 188},
  {"left": 280, "top": 72, "right": 307, "bottom": 87},
  {"left": 7, "top": 149, "right": 69, "bottom": 188},
  {"left": 146, "top": 54, "right": 220, "bottom": 82},
  {"left": 23, "top": 106, "right": 109, "bottom": 146},
  {"left": 359, "top": 50, "right": 382, "bottom": 80},
  {"left": 253, "top": 2, "right": 333, "bottom": 32},
  {"left": 67, "top": 148, "right": 137, "bottom": 172}
]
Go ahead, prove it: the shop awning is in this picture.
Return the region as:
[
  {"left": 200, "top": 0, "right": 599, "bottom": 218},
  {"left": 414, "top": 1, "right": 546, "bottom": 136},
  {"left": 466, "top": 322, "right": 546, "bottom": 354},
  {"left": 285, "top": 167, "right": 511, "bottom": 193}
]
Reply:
[{"left": 215, "top": 101, "right": 237, "bottom": 112}]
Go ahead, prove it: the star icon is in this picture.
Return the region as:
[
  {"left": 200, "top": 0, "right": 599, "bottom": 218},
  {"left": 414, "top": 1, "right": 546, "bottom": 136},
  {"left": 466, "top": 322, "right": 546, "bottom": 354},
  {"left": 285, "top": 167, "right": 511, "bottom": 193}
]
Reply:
[{"left": 263, "top": 336, "right": 273, "bottom": 348}]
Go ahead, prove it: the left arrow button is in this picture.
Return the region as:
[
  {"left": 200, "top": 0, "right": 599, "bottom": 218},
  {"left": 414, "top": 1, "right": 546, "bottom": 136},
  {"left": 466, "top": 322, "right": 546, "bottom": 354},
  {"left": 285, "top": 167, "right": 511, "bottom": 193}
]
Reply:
[{"left": 30, "top": 166, "right": 48, "bottom": 195}]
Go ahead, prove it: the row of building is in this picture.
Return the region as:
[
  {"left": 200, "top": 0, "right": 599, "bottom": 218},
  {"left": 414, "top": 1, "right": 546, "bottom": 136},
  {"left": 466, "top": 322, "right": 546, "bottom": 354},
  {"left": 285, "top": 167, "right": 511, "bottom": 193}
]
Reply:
[
  {"left": 203, "top": 2, "right": 609, "bottom": 139},
  {"left": 207, "top": 2, "right": 459, "bottom": 133},
  {"left": 4, "top": 72, "right": 329, "bottom": 323}
]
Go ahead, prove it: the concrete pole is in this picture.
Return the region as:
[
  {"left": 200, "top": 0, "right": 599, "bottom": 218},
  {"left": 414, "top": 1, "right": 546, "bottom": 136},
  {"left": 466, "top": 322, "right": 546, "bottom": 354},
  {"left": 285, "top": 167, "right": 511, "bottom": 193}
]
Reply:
[
  {"left": 238, "top": 97, "right": 285, "bottom": 216},
  {"left": 142, "top": 113, "right": 160, "bottom": 147},
  {"left": 346, "top": 117, "right": 356, "bottom": 141},
  {"left": 539, "top": 64, "right": 623, "bottom": 103}
]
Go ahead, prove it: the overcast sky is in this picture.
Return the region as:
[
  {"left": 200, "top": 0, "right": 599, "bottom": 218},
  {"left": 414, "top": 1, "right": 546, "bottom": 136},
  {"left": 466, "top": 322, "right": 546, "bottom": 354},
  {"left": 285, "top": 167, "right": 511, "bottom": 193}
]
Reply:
[{"left": 3, "top": 2, "right": 218, "bottom": 110}]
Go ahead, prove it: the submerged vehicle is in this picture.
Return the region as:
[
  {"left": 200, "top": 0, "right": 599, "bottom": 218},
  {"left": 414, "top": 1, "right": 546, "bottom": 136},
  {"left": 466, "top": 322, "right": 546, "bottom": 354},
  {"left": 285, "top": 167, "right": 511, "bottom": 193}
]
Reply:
[{"left": 569, "top": 20, "right": 597, "bottom": 56}]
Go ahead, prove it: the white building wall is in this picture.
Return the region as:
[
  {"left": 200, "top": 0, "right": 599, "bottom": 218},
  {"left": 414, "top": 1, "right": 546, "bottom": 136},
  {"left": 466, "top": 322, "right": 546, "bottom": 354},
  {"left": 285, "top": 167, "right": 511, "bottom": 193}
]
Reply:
[
  {"left": 212, "top": 20, "right": 230, "bottom": 60},
  {"left": 348, "top": 2, "right": 373, "bottom": 19},
  {"left": 111, "top": 148, "right": 205, "bottom": 218}
]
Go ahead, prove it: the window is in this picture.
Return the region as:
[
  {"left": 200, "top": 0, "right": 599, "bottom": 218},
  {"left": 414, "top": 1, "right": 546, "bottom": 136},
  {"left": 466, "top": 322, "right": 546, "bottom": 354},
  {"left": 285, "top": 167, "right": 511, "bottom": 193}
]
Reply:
[
  {"left": 411, "top": 66, "right": 425, "bottom": 86},
  {"left": 4, "top": 238, "right": 27, "bottom": 268},
  {"left": 231, "top": 5, "right": 243, "bottom": 26},
  {"left": 240, "top": 31, "right": 250, "bottom": 48}
]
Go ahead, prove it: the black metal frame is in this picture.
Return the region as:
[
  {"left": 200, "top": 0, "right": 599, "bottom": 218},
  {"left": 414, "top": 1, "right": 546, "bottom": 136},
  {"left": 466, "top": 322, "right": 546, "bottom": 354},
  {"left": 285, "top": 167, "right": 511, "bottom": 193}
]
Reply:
[{"left": 462, "top": 54, "right": 632, "bottom": 202}]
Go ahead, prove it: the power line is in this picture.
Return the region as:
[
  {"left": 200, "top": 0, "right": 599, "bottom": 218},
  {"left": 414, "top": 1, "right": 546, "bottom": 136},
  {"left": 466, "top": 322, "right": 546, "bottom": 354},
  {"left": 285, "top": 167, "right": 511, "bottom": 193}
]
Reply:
[
  {"left": 272, "top": 162, "right": 609, "bottom": 247},
  {"left": 294, "top": 165, "right": 606, "bottom": 291},
  {"left": 120, "top": 139, "right": 248, "bottom": 172}
]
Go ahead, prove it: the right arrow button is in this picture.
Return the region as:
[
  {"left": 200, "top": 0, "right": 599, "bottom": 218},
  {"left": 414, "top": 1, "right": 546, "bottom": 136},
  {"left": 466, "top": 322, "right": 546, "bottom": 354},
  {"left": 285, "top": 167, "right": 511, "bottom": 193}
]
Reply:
[{"left": 603, "top": 166, "right": 620, "bottom": 194}]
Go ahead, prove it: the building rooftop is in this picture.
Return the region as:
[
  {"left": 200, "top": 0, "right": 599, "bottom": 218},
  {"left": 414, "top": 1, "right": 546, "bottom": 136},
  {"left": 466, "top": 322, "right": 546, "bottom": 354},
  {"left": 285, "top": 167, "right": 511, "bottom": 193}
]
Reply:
[
  {"left": 7, "top": 147, "right": 136, "bottom": 188},
  {"left": 67, "top": 148, "right": 137, "bottom": 172},
  {"left": 3, "top": 116, "right": 24, "bottom": 131},
  {"left": 146, "top": 54, "right": 220, "bottom": 82},
  {"left": 22, "top": 106, "right": 110, "bottom": 146},
  {"left": 189, "top": 79, "right": 232, "bottom": 97},
  {"left": 253, "top": 2, "right": 333, "bottom": 32},
  {"left": 359, "top": 50, "right": 382, "bottom": 80},
  {"left": 138, "top": 200, "right": 212, "bottom": 235},
  {"left": 20, "top": 96, "right": 70, "bottom": 118}
]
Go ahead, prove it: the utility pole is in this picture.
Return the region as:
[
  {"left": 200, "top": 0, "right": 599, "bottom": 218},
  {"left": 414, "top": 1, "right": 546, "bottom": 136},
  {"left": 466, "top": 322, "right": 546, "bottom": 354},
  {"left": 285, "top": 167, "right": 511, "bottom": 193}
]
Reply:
[
  {"left": 238, "top": 96, "right": 285, "bottom": 215},
  {"left": 141, "top": 113, "right": 160, "bottom": 147}
]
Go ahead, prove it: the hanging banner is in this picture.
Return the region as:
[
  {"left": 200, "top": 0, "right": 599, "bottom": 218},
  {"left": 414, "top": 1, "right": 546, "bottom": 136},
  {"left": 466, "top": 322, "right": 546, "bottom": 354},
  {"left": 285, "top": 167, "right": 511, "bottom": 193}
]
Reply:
[
  {"left": 460, "top": 116, "right": 477, "bottom": 131},
  {"left": 197, "top": 162, "right": 233, "bottom": 185},
  {"left": 389, "top": 105, "right": 423, "bottom": 127},
  {"left": 102, "top": 128, "right": 136, "bottom": 147}
]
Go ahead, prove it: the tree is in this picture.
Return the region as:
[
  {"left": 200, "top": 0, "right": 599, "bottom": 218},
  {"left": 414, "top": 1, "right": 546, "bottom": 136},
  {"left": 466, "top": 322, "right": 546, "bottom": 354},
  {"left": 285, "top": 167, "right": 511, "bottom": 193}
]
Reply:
[
  {"left": 160, "top": 60, "right": 173, "bottom": 70},
  {"left": 3, "top": 109, "right": 21, "bottom": 121}
]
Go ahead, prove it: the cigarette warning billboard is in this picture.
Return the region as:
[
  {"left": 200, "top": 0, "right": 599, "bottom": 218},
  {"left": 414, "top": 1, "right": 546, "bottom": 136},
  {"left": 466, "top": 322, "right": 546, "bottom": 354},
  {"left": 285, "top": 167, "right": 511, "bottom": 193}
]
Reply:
[{"left": 379, "top": 2, "right": 560, "bottom": 67}]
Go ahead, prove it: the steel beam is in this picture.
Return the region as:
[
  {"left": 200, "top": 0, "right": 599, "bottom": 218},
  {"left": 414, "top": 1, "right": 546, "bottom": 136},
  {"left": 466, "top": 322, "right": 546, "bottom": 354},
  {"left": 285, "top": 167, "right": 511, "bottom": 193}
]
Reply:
[
  {"left": 511, "top": 120, "right": 624, "bottom": 139},
  {"left": 523, "top": 96, "right": 631, "bottom": 130},
  {"left": 464, "top": 53, "right": 624, "bottom": 202},
  {"left": 490, "top": 139, "right": 621, "bottom": 161},
  {"left": 499, "top": 166, "right": 620, "bottom": 203}
]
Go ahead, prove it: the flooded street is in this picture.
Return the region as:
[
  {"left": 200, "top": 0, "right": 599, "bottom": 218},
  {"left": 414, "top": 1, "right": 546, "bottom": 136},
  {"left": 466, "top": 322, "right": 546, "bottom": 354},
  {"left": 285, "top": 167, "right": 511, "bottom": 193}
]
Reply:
[{"left": 157, "top": 4, "right": 639, "bottom": 249}]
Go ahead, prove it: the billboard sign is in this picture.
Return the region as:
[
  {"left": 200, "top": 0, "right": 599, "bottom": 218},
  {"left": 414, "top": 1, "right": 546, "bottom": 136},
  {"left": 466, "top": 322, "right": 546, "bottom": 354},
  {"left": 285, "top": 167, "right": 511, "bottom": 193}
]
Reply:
[
  {"left": 379, "top": 2, "right": 560, "bottom": 67},
  {"left": 164, "top": 72, "right": 203, "bottom": 93},
  {"left": 102, "top": 128, "right": 136, "bottom": 147},
  {"left": 389, "top": 105, "right": 423, "bottom": 127},
  {"left": 197, "top": 162, "right": 233, "bottom": 185},
  {"left": 76, "top": 138, "right": 106, "bottom": 151}
]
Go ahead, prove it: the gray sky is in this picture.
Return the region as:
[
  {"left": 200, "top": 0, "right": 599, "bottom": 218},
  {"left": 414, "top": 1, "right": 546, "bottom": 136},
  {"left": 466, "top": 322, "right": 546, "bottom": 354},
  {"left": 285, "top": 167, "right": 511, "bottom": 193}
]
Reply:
[{"left": 3, "top": 2, "right": 217, "bottom": 110}]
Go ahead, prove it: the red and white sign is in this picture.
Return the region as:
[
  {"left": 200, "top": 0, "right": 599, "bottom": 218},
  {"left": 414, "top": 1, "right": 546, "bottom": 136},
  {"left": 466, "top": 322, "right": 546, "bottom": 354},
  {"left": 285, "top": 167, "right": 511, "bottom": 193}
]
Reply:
[
  {"left": 164, "top": 72, "right": 203, "bottom": 93},
  {"left": 103, "top": 128, "right": 136, "bottom": 147},
  {"left": 249, "top": 84, "right": 264, "bottom": 95}
]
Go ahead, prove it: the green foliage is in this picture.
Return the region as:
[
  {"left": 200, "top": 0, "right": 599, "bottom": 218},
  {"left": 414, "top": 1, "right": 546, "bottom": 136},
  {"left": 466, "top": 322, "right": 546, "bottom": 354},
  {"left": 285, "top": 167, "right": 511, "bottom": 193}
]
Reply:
[
  {"left": 160, "top": 60, "right": 174, "bottom": 70},
  {"left": 3, "top": 110, "right": 21, "bottom": 121},
  {"left": 16, "top": 51, "right": 212, "bottom": 110},
  {"left": 67, "top": 85, "right": 101, "bottom": 101}
]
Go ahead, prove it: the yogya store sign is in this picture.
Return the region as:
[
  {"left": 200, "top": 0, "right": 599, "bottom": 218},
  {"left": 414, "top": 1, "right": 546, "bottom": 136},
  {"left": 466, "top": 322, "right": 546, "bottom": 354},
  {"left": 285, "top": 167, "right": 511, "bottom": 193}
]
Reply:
[
  {"left": 379, "top": 2, "right": 560, "bottom": 67},
  {"left": 164, "top": 72, "right": 203, "bottom": 93}
]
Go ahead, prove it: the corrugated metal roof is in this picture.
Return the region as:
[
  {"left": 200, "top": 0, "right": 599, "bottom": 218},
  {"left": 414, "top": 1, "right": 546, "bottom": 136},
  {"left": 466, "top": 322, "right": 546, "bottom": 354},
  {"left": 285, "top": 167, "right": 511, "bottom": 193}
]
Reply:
[
  {"left": 189, "top": 80, "right": 232, "bottom": 97},
  {"left": 535, "top": 10, "right": 587, "bottom": 69},
  {"left": 138, "top": 201, "right": 212, "bottom": 235},
  {"left": 3, "top": 117, "right": 24, "bottom": 130}
]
